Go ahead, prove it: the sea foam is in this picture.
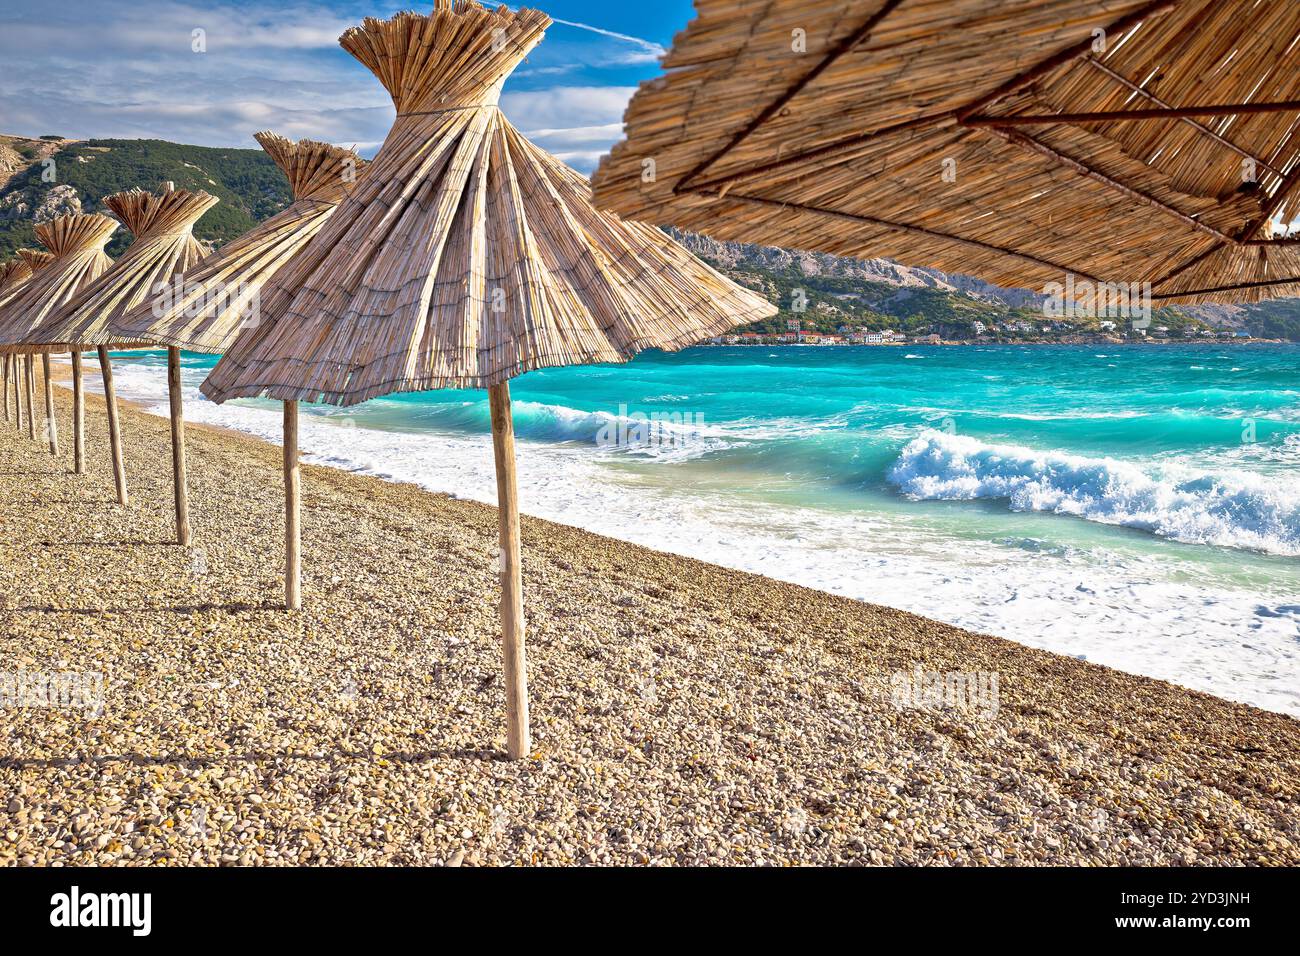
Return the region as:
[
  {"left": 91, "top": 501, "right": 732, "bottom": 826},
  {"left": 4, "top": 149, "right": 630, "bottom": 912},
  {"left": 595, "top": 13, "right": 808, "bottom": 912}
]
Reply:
[{"left": 889, "top": 430, "right": 1300, "bottom": 556}]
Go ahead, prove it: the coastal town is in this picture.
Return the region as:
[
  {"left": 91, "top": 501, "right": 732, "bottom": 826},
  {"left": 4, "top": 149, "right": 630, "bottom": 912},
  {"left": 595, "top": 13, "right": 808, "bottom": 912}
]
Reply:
[{"left": 708, "top": 321, "right": 1262, "bottom": 346}]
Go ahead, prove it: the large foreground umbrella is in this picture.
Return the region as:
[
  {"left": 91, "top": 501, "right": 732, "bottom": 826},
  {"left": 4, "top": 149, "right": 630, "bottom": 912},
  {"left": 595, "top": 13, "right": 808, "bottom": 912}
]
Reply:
[
  {"left": 110, "top": 133, "right": 365, "bottom": 544},
  {"left": 0, "top": 215, "right": 118, "bottom": 466},
  {"left": 23, "top": 187, "right": 216, "bottom": 505},
  {"left": 592, "top": 0, "right": 1300, "bottom": 305},
  {"left": 202, "top": 1, "right": 776, "bottom": 758}
]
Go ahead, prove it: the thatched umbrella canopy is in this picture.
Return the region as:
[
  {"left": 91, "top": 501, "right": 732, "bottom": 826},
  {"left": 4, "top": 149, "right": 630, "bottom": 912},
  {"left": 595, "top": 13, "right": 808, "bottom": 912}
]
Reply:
[
  {"left": 202, "top": 1, "right": 776, "bottom": 758},
  {"left": 1, "top": 256, "right": 39, "bottom": 430},
  {"left": 0, "top": 220, "right": 117, "bottom": 456},
  {"left": 592, "top": 0, "right": 1300, "bottom": 306},
  {"left": 0, "top": 258, "right": 35, "bottom": 305},
  {"left": 1, "top": 252, "right": 54, "bottom": 436},
  {"left": 0, "top": 258, "right": 32, "bottom": 286},
  {"left": 17, "top": 250, "right": 55, "bottom": 270},
  {"left": 2, "top": 251, "right": 54, "bottom": 312},
  {"left": 109, "top": 134, "right": 365, "bottom": 545},
  {"left": 0, "top": 218, "right": 118, "bottom": 345},
  {"left": 24, "top": 187, "right": 217, "bottom": 505}
]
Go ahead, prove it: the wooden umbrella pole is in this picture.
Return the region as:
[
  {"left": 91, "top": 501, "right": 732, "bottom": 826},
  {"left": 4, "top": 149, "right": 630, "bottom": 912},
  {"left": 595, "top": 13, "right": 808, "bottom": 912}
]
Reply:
[
  {"left": 13, "top": 356, "right": 23, "bottom": 432},
  {"left": 167, "top": 347, "right": 190, "bottom": 545},
  {"left": 283, "top": 400, "right": 301, "bottom": 610},
  {"left": 41, "top": 353, "right": 58, "bottom": 456},
  {"left": 97, "top": 346, "right": 128, "bottom": 505},
  {"left": 488, "top": 381, "right": 530, "bottom": 760},
  {"left": 24, "top": 354, "right": 36, "bottom": 441},
  {"left": 2, "top": 354, "right": 9, "bottom": 422},
  {"left": 71, "top": 352, "right": 85, "bottom": 475},
  {"left": 18, "top": 356, "right": 27, "bottom": 433}
]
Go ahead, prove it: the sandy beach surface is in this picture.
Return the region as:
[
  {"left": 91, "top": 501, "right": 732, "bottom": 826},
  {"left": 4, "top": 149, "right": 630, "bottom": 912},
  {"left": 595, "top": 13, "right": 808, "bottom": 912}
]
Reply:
[{"left": 1, "top": 373, "right": 1298, "bottom": 866}]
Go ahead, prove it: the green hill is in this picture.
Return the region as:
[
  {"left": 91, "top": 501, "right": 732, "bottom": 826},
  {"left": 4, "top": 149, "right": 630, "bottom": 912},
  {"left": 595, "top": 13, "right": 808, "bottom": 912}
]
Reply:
[{"left": 0, "top": 137, "right": 290, "bottom": 258}]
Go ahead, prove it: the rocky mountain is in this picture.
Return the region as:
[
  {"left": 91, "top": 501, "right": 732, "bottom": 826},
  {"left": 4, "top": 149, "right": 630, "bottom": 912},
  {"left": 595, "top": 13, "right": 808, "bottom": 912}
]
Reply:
[
  {"left": 668, "top": 228, "right": 1300, "bottom": 340},
  {"left": 0, "top": 142, "right": 28, "bottom": 184},
  {"left": 1171, "top": 301, "right": 1253, "bottom": 331},
  {"left": 668, "top": 228, "right": 1046, "bottom": 309},
  {"left": 0, "top": 182, "right": 83, "bottom": 224},
  {"left": 0, "top": 135, "right": 70, "bottom": 191}
]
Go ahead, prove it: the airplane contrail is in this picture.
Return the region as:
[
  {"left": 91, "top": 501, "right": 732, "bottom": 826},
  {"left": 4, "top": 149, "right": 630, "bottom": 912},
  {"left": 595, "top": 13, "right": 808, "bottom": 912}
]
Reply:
[{"left": 547, "top": 16, "right": 667, "bottom": 58}]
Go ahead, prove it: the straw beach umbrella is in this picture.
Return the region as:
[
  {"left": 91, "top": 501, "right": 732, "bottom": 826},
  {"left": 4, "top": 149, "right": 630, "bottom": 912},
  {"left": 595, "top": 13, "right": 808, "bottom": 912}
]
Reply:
[
  {"left": 110, "top": 134, "right": 365, "bottom": 545},
  {"left": 2, "top": 259, "right": 31, "bottom": 436},
  {"left": 0, "top": 257, "right": 36, "bottom": 307},
  {"left": 592, "top": 0, "right": 1300, "bottom": 305},
  {"left": 0, "top": 258, "right": 33, "bottom": 287},
  {"left": 24, "top": 186, "right": 216, "bottom": 504},
  {"left": 1, "top": 258, "right": 36, "bottom": 429},
  {"left": 16, "top": 249, "right": 55, "bottom": 276},
  {"left": 202, "top": 1, "right": 776, "bottom": 758},
  {"left": 17, "top": 252, "right": 57, "bottom": 436},
  {"left": 2, "top": 224, "right": 116, "bottom": 456},
  {"left": 2, "top": 250, "right": 56, "bottom": 439},
  {"left": 0, "top": 216, "right": 117, "bottom": 465},
  {"left": 1, "top": 258, "right": 35, "bottom": 426}
]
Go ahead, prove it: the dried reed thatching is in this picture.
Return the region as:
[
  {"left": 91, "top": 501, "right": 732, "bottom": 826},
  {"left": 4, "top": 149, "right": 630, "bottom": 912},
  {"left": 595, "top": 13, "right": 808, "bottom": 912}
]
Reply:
[
  {"left": 201, "top": 1, "right": 776, "bottom": 760},
  {"left": 201, "top": 3, "right": 773, "bottom": 407},
  {"left": 0, "top": 257, "right": 41, "bottom": 432},
  {"left": 0, "top": 261, "right": 34, "bottom": 367},
  {"left": 592, "top": 0, "right": 1300, "bottom": 305},
  {"left": 17, "top": 249, "right": 56, "bottom": 273},
  {"left": 0, "top": 258, "right": 35, "bottom": 308},
  {"left": 27, "top": 187, "right": 217, "bottom": 351},
  {"left": 0, "top": 258, "right": 32, "bottom": 285},
  {"left": 0, "top": 215, "right": 118, "bottom": 466},
  {"left": 0, "top": 215, "right": 118, "bottom": 350},
  {"left": 17, "top": 248, "right": 55, "bottom": 270},
  {"left": 112, "top": 133, "right": 366, "bottom": 354},
  {"left": 6, "top": 250, "right": 56, "bottom": 314}
]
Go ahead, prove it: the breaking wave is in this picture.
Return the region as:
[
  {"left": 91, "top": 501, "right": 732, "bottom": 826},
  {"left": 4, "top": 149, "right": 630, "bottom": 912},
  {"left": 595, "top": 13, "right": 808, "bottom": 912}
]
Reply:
[{"left": 889, "top": 431, "right": 1300, "bottom": 555}]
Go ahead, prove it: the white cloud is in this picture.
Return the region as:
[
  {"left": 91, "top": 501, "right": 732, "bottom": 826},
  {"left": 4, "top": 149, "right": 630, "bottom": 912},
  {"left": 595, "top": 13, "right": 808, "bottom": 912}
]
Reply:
[
  {"left": 0, "top": 3, "right": 642, "bottom": 173},
  {"left": 547, "top": 149, "right": 619, "bottom": 171},
  {"left": 501, "top": 88, "right": 635, "bottom": 174},
  {"left": 0, "top": 0, "right": 392, "bottom": 148},
  {"left": 500, "top": 86, "right": 636, "bottom": 129},
  {"left": 524, "top": 123, "right": 626, "bottom": 143},
  {"left": 1, "top": 2, "right": 362, "bottom": 54}
]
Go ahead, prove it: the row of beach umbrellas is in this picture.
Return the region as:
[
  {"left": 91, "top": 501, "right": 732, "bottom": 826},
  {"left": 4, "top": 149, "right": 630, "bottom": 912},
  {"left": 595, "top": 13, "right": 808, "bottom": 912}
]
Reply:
[
  {"left": 0, "top": 1, "right": 776, "bottom": 759},
  {"left": 5, "top": 0, "right": 1297, "bottom": 757}
]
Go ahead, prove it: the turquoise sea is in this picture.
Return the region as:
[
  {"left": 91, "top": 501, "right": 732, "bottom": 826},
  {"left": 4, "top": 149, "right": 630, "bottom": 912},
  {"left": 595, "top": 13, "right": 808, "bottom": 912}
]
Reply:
[{"left": 102, "top": 343, "right": 1300, "bottom": 714}]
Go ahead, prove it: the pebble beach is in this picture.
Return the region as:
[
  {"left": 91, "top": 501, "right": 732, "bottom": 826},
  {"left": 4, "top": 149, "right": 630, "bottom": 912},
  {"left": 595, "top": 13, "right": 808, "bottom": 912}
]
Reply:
[{"left": 1, "top": 377, "right": 1298, "bottom": 866}]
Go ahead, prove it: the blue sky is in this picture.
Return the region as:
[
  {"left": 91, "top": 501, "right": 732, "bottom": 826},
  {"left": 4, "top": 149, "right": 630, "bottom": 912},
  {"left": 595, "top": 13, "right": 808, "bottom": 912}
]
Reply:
[{"left": 0, "top": 0, "right": 698, "bottom": 172}]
